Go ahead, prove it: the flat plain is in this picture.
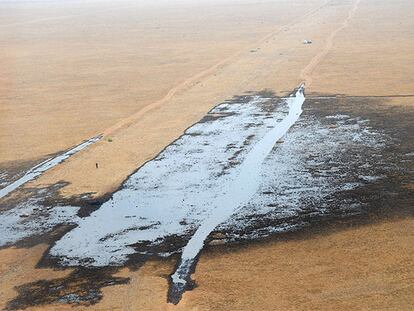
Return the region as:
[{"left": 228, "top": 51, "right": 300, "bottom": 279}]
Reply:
[{"left": 0, "top": 0, "right": 413, "bottom": 310}]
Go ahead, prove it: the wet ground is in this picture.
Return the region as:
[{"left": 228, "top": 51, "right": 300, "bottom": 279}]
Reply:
[
  {"left": 0, "top": 89, "right": 413, "bottom": 309},
  {"left": 5, "top": 268, "right": 129, "bottom": 310},
  {"left": 0, "top": 136, "right": 101, "bottom": 200}
]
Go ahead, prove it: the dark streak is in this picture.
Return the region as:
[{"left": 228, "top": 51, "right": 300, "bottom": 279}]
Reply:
[{"left": 5, "top": 268, "right": 129, "bottom": 310}]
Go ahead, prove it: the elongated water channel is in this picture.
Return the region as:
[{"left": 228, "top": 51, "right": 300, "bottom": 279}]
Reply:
[
  {"left": 0, "top": 136, "right": 101, "bottom": 199},
  {"left": 169, "top": 85, "right": 305, "bottom": 299}
]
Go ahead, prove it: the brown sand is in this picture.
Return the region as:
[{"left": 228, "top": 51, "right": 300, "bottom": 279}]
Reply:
[{"left": 0, "top": 0, "right": 413, "bottom": 310}]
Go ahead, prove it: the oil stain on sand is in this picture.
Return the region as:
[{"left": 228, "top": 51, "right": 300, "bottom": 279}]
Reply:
[{"left": 2, "top": 87, "right": 413, "bottom": 308}]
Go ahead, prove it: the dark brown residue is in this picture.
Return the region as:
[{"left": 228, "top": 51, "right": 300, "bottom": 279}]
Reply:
[
  {"left": 5, "top": 268, "right": 129, "bottom": 310},
  {"left": 2, "top": 92, "right": 413, "bottom": 309}
]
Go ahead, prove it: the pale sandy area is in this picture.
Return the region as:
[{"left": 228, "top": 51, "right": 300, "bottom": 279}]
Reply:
[
  {"left": 0, "top": 0, "right": 413, "bottom": 310},
  {"left": 311, "top": 0, "right": 414, "bottom": 95},
  {"left": 0, "top": 0, "right": 322, "bottom": 166}
]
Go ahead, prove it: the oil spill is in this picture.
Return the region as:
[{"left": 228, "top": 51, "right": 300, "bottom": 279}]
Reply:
[
  {"left": 0, "top": 136, "right": 101, "bottom": 200},
  {"left": 219, "top": 95, "right": 413, "bottom": 243},
  {"left": 0, "top": 157, "right": 53, "bottom": 189},
  {"left": 0, "top": 180, "right": 105, "bottom": 250},
  {"left": 5, "top": 268, "right": 129, "bottom": 310},
  {"left": 1, "top": 90, "right": 413, "bottom": 308}
]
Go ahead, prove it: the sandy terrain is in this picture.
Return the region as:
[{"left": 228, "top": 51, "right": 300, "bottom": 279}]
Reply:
[
  {"left": 0, "top": 0, "right": 322, "bottom": 169},
  {"left": 0, "top": 0, "right": 413, "bottom": 310}
]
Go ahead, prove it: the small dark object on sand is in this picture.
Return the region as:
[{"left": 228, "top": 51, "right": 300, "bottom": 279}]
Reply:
[{"left": 96, "top": 163, "right": 99, "bottom": 169}]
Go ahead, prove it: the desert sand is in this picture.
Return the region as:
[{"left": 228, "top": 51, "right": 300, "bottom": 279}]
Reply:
[
  {"left": 0, "top": 0, "right": 321, "bottom": 170},
  {"left": 0, "top": 0, "right": 413, "bottom": 310}
]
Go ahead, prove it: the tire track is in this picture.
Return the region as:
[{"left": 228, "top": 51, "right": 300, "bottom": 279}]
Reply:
[
  {"left": 300, "top": 0, "right": 362, "bottom": 87},
  {"left": 101, "top": 0, "right": 331, "bottom": 137}
]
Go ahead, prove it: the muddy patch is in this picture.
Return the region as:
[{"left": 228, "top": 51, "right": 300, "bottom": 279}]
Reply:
[
  {"left": 1, "top": 90, "right": 413, "bottom": 307},
  {"left": 5, "top": 268, "right": 129, "bottom": 310},
  {"left": 47, "top": 86, "right": 304, "bottom": 269},
  {"left": 0, "top": 180, "right": 107, "bottom": 250},
  {"left": 0, "top": 136, "right": 101, "bottom": 200},
  {"left": 0, "top": 182, "right": 89, "bottom": 249},
  {"left": 0, "top": 157, "right": 51, "bottom": 189},
  {"left": 220, "top": 96, "right": 413, "bottom": 243},
  {"left": 47, "top": 89, "right": 412, "bottom": 302}
]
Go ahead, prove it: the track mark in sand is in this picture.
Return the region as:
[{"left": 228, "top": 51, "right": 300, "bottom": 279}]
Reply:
[
  {"left": 101, "top": 1, "right": 331, "bottom": 137},
  {"left": 300, "top": 0, "right": 362, "bottom": 87},
  {"left": 0, "top": 136, "right": 101, "bottom": 199}
]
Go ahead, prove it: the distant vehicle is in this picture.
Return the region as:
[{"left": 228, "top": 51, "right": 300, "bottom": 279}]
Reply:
[{"left": 303, "top": 39, "right": 313, "bottom": 44}]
